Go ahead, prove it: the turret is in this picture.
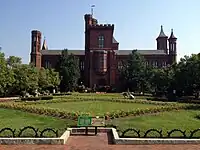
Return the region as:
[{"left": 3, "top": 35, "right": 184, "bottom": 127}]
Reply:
[
  {"left": 156, "top": 25, "right": 168, "bottom": 53},
  {"left": 168, "top": 29, "right": 177, "bottom": 64},
  {"left": 30, "top": 30, "right": 42, "bottom": 68}
]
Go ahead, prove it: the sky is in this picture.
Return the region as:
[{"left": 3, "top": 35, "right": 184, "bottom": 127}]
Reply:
[{"left": 0, "top": 0, "right": 200, "bottom": 64}]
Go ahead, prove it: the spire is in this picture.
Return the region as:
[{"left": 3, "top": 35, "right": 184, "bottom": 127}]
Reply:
[
  {"left": 42, "top": 37, "right": 48, "bottom": 50},
  {"left": 169, "top": 29, "right": 177, "bottom": 39},
  {"left": 157, "top": 25, "right": 167, "bottom": 38}
]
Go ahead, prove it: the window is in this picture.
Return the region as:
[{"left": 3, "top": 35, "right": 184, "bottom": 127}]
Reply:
[
  {"left": 98, "top": 35, "right": 104, "bottom": 48},
  {"left": 118, "top": 61, "right": 123, "bottom": 70},
  {"left": 80, "top": 61, "right": 84, "bottom": 70},
  {"left": 145, "top": 61, "right": 149, "bottom": 66},
  {"left": 33, "top": 37, "right": 37, "bottom": 42},
  {"left": 162, "top": 61, "right": 166, "bottom": 67},
  {"left": 45, "top": 60, "right": 51, "bottom": 68},
  {"left": 94, "top": 51, "right": 107, "bottom": 73}
]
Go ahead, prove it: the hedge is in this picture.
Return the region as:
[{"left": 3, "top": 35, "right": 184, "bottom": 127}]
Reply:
[
  {"left": 53, "top": 93, "right": 72, "bottom": 96},
  {"left": 20, "top": 97, "right": 178, "bottom": 106},
  {"left": 21, "top": 96, "right": 53, "bottom": 101},
  {"left": 0, "top": 102, "right": 197, "bottom": 121}
]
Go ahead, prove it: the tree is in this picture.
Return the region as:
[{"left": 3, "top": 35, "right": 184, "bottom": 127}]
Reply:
[
  {"left": 7, "top": 56, "right": 22, "bottom": 67},
  {"left": 0, "top": 52, "right": 15, "bottom": 96},
  {"left": 56, "top": 49, "right": 80, "bottom": 92},
  {"left": 119, "top": 50, "right": 147, "bottom": 92},
  {"left": 12, "top": 64, "right": 39, "bottom": 95}
]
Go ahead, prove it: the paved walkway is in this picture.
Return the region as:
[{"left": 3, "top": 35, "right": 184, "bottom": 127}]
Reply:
[{"left": 1, "top": 133, "right": 200, "bottom": 150}]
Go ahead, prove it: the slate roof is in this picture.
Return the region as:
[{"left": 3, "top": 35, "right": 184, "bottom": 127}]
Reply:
[
  {"left": 112, "top": 37, "right": 118, "bottom": 43},
  {"left": 169, "top": 29, "right": 177, "bottom": 39},
  {"left": 157, "top": 25, "right": 168, "bottom": 38},
  {"left": 41, "top": 49, "right": 166, "bottom": 56}
]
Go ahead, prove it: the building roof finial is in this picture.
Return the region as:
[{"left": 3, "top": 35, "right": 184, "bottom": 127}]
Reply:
[
  {"left": 169, "top": 28, "right": 177, "bottom": 39},
  {"left": 157, "top": 25, "right": 167, "bottom": 38},
  {"left": 91, "top": 5, "right": 95, "bottom": 16}
]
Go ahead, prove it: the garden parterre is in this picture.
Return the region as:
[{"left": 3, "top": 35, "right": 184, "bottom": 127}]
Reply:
[{"left": 0, "top": 93, "right": 200, "bottom": 138}]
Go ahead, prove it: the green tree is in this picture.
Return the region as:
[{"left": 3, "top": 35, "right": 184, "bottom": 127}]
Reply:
[
  {"left": 119, "top": 50, "right": 147, "bottom": 92},
  {"left": 56, "top": 49, "right": 80, "bottom": 92},
  {"left": 0, "top": 52, "right": 15, "bottom": 96},
  {"left": 12, "top": 64, "right": 39, "bottom": 95},
  {"left": 7, "top": 56, "right": 22, "bottom": 67}
]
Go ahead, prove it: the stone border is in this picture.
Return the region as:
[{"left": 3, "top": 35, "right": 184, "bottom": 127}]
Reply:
[
  {"left": 67, "top": 127, "right": 200, "bottom": 145},
  {"left": 1, "top": 127, "right": 200, "bottom": 145},
  {"left": 111, "top": 128, "right": 200, "bottom": 145},
  {"left": 0, "top": 130, "right": 70, "bottom": 145}
]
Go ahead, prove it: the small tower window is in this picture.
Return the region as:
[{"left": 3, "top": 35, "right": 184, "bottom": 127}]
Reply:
[{"left": 98, "top": 35, "right": 104, "bottom": 48}]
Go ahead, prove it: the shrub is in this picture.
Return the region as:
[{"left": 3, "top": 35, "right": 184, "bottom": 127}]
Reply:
[
  {"left": 21, "top": 97, "right": 40, "bottom": 101},
  {"left": 21, "top": 96, "right": 53, "bottom": 101},
  {"left": 41, "top": 96, "right": 53, "bottom": 100},
  {"left": 53, "top": 93, "right": 72, "bottom": 96}
]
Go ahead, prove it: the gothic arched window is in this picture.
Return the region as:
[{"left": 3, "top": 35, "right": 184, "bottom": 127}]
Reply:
[{"left": 98, "top": 35, "right": 104, "bottom": 48}]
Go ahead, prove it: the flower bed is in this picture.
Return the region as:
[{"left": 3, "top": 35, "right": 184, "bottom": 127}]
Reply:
[
  {"left": 20, "top": 97, "right": 178, "bottom": 106},
  {"left": 0, "top": 102, "right": 197, "bottom": 121}
]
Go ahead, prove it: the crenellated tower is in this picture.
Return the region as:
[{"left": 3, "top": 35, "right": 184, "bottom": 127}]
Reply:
[
  {"left": 156, "top": 25, "right": 168, "bottom": 54},
  {"left": 30, "top": 30, "right": 42, "bottom": 68},
  {"left": 168, "top": 29, "right": 177, "bottom": 64},
  {"left": 84, "top": 13, "right": 117, "bottom": 88}
]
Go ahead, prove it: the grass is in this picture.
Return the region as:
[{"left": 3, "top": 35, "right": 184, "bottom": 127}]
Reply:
[
  {"left": 109, "top": 110, "right": 200, "bottom": 137},
  {"left": 33, "top": 101, "right": 158, "bottom": 116},
  {"left": 0, "top": 108, "right": 76, "bottom": 137},
  {"left": 1, "top": 93, "right": 200, "bottom": 138}
]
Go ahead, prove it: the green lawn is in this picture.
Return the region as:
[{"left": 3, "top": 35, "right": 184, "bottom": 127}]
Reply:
[
  {"left": 0, "top": 108, "right": 76, "bottom": 137},
  {"left": 34, "top": 101, "right": 158, "bottom": 116},
  {"left": 109, "top": 110, "right": 200, "bottom": 137}
]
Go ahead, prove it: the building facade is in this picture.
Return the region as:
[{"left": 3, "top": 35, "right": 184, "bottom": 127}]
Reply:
[{"left": 30, "top": 14, "right": 177, "bottom": 88}]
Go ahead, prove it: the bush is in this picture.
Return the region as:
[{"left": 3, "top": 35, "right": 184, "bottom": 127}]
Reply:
[
  {"left": 146, "top": 97, "right": 168, "bottom": 102},
  {"left": 53, "top": 93, "right": 72, "bottom": 96},
  {"left": 41, "top": 96, "right": 53, "bottom": 100},
  {"left": 21, "top": 96, "right": 53, "bottom": 101}
]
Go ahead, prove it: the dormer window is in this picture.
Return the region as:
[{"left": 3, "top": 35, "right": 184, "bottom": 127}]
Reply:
[{"left": 98, "top": 35, "right": 104, "bottom": 48}]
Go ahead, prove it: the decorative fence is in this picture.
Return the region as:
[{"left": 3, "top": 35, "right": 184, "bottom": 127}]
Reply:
[
  {"left": 117, "top": 128, "right": 200, "bottom": 138},
  {"left": 0, "top": 126, "right": 63, "bottom": 138}
]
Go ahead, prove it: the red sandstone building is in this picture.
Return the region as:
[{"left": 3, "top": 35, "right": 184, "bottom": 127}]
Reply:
[{"left": 30, "top": 14, "right": 177, "bottom": 88}]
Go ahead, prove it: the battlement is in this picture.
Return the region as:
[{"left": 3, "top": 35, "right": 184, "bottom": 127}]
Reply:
[
  {"left": 89, "top": 24, "right": 114, "bottom": 29},
  {"left": 31, "top": 30, "right": 41, "bottom": 36}
]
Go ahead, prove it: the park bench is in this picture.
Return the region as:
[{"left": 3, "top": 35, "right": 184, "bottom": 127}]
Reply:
[{"left": 72, "top": 116, "right": 105, "bottom": 135}]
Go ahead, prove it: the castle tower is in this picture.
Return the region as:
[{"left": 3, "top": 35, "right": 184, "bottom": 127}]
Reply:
[
  {"left": 168, "top": 29, "right": 177, "bottom": 64},
  {"left": 84, "top": 13, "right": 116, "bottom": 88},
  {"left": 30, "top": 30, "right": 42, "bottom": 68},
  {"left": 156, "top": 25, "right": 168, "bottom": 53}
]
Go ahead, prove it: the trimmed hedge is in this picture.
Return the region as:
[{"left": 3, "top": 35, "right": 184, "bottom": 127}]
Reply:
[
  {"left": 21, "top": 96, "right": 53, "bottom": 101},
  {"left": 53, "top": 93, "right": 72, "bottom": 96},
  {"left": 20, "top": 97, "right": 178, "bottom": 106}
]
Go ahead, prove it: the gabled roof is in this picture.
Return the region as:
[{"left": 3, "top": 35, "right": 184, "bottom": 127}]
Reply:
[
  {"left": 42, "top": 38, "right": 48, "bottom": 50},
  {"left": 117, "top": 50, "right": 166, "bottom": 55},
  {"left": 41, "top": 49, "right": 166, "bottom": 56},
  {"left": 41, "top": 50, "right": 85, "bottom": 55}
]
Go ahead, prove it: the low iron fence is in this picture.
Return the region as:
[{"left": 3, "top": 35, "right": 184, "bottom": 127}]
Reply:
[
  {"left": 117, "top": 128, "right": 200, "bottom": 138},
  {"left": 1, "top": 126, "right": 200, "bottom": 139},
  {"left": 0, "top": 126, "right": 63, "bottom": 138}
]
